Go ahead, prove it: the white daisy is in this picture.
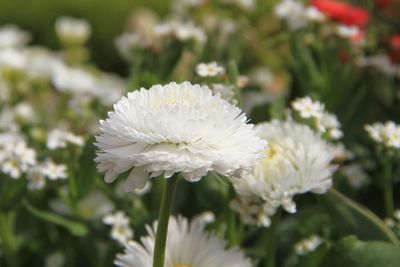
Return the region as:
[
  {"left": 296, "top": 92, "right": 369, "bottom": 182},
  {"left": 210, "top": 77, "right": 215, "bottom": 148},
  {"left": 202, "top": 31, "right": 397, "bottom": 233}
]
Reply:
[
  {"left": 232, "top": 120, "right": 336, "bottom": 221},
  {"left": 95, "top": 82, "right": 266, "bottom": 191},
  {"left": 0, "top": 24, "right": 30, "bottom": 48},
  {"left": 103, "top": 211, "right": 134, "bottom": 245},
  {"left": 47, "top": 128, "right": 84, "bottom": 150},
  {"left": 196, "top": 62, "right": 225, "bottom": 77},
  {"left": 365, "top": 121, "right": 400, "bottom": 149},
  {"left": 115, "top": 216, "right": 251, "bottom": 267}
]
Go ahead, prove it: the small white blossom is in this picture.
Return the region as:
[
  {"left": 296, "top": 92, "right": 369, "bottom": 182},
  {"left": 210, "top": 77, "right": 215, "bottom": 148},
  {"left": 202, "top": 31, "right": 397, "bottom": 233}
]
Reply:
[
  {"left": 305, "top": 7, "right": 326, "bottom": 22},
  {"left": 365, "top": 121, "right": 400, "bottom": 149},
  {"left": 27, "top": 167, "right": 46, "bottom": 191},
  {"left": 196, "top": 61, "right": 225, "bottom": 77},
  {"left": 41, "top": 160, "right": 68, "bottom": 180},
  {"left": 291, "top": 96, "right": 324, "bottom": 119},
  {"left": 103, "top": 211, "right": 133, "bottom": 245},
  {"left": 154, "top": 21, "right": 206, "bottom": 43},
  {"left": 275, "top": 0, "right": 308, "bottom": 30},
  {"left": 55, "top": 16, "right": 91, "bottom": 44},
  {"left": 0, "top": 24, "right": 30, "bottom": 48},
  {"left": 335, "top": 25, "right": 360, "bottom": 38},
  {"left": 394, "top": 210, "right": 400, "bottom": 221},
  {"left": 343, "top": 164, "right": 368, "bottom": 189},
  {"left": 47, "top": 128, "right": 84, "bottom": 150},
  {"left": 114, "top": 32, "right": 149, "bottom": 59},
  {"left": 0, "top": 48, "right": 27, "bottom": 69},
  {"left": 295, "top": 235, "right": 323, "bottom": 255}
]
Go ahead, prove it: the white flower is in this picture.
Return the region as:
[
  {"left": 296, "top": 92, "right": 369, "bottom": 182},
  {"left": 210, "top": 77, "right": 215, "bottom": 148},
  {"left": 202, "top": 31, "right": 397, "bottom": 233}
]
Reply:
[
  {"left": 14, "top": 102, "right": 36, "bottom": 123},
  {"left": 95, "top": 82, "right": 266, "bottom": 191},
  {"left": 305, "top": 7, "right": 325, "bottom": 22},
  {"left": 335, "top": 25, "right": 360, "bottom": 38},
  {"left": 222, "top": 0, "right": 256, "bottom": 11},
  {"left": 115, "top": 32, "right": 148, "bottom": 59},
  {"left": 0, "top": 48, "right": 27, "bottom": 69},
  {"left": 294, "top": 235, "right": 323, "bottom": 256},
  {"left": 292, "top": 96, "right": 324, "bottom": 119},
  {"left": 103, "top": 211, "right": 133, "bottom": 245},
  {"left": 274, "top": 0, "right": 308, "bottom": 30},
  {"left": 41, "top": 160, "right": 68, "bottom": 180},
  {"left": 0, "top": 24, "right": 30, "bottom": 48},
  {"left": 196, "top": 62, "right": 225, "bottom": 77},
  {"left": 317, "top": 112, "right": 343, "bottom": 140},
  {"left": 0, "top": 139, "right": 36, "bottom": 179},
  {"left": 27, "top": 167, "right": 46, "bottom": 191},
  {"left": 343, "top": 163, "right": 368, "bottom": 189},
  {"left": 55, "top": 16, "right": 91, "bottom": 44},
  {"left": 232, "top": 120, "right": 336, "bottom": 220},
  {"left": 47, "top": 128, "right": 84, "bottom": 150},
  {"left": 365, "top": 121, "right": 400, "bottom": 149},
  {"left": 115, "top": 216, "right": 251, "bottom": 267},
  {"left": 394, "top": 210, "right": 400, "bottom": 221},
  {"left": 230, "top": 196, "right": 271, "bottom": 227},
  {"left": 24, "top": 47, "right": 63, "bottom": 78},
  {"left": 356, "top": 54, "right": 398, "bottom": 76},
  {"left": 211, "top": 83, "right": 235, "bottom": 102},
  {"left": 154, "top": 21, "right": 206, "bottom": 43}
]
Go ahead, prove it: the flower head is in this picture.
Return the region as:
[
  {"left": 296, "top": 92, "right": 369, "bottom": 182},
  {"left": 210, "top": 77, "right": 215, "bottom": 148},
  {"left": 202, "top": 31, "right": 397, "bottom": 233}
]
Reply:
[
  {"left": 55, "top": 16, "right": 91, "bottom": 44},
  {"left": 115, "top": 216, "right": 251, "bottom": 267},
  {"left": 291, "top": 96, "right": 324, "bottom": 119},
  {"left": 365, "top": 121, "right": 400, "bottom": 149},
  {"left": 196, "top": 62, "right": 225, "bottom": 77},
  {"left": 232, "top": 120, "right": 336, "bottom": 222},
  {"left": 95, "top": 82, "right": 266, "bottom": 191}
]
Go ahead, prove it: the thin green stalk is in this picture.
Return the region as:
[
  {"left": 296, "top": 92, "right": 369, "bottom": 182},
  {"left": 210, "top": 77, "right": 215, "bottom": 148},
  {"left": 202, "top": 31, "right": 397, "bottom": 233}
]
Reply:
[
  {"left": 227, "top": 208, "right": 238, "bottom": 247},
  {"left": 383, "top": 184, "right": 394, "bottom": 217},
  {"left": 153, "top": 174, "right": 179, "bottom": 267},
  {"left": 265, "top": 209, "right": 281, "bottom": 267},
  {"left": 0, "top": 212, "right": 19, "bottom": 266}
]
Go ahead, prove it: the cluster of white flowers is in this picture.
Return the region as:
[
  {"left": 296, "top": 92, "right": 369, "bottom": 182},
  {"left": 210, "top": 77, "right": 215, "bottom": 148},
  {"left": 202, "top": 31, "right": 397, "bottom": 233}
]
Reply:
[
  {"left": 291, "top": 96, "right": 343, "bottom": 140},
  {"left": 356, "top": 55, "right": 400, "bottom": 78},
  {"left": 294, "top": 235, "right": 323, "bottom": 256},
  {"left": 0, "top": 134, "right": 36, "bottom": 179},
  {"left": 95, "top": 82, "right": 266, "bottom": 191},
  {"left": 103, "top": 211, "right": 134, "bottom": 245},
  {"left": 365, "top": 121, "right": 400, "bottom": 149},
  {"left": 47, "top": 128, "right": 84, "bottom": 150},
  {"left": 275, "top": 0, "right": 325, "bottom": 30},
  {"left": 222, "top": 0, "right": 256, "bottom": 11},
  {"left": 196, "top": 61, "right": 225, "bottom": 77},
  {"left": 232, "top": 120, "right": 336, "bottom": 224},
  {"left": 26, "top": 160, "right": 68, "bottom": 191},
  {"left": 115, "top": 216, "right": 251, "bottom": 267},
  {"left": 55, "top": 16, "right": 91, "bottom": 45}
]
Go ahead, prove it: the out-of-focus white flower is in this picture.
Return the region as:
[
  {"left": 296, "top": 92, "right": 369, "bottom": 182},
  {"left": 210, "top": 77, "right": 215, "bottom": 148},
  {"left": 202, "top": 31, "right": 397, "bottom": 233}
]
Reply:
[
  {"left": 154, "top": 21, "right": 207, "bottom": 44},
  {"left": 335, "top": 25, "right": 360, "bottom": 38},
  {"left": 115, "top": 216, "right": 252, "bottom": 267},
  {"left": 305, "top": 7, "right": 326, "bottom": 22},
  {"left": 196, "top": 61, "right": 225, "bottom": 77},
  {"left": 291, "top": 96, "right": 324, "bottom": 119},
  {"left": 27, "top": 167, "right": 46, "bottom": 191},
  {"left": 55, "top": 16, "right": 91, "bottom": 44},
  {"left": 193, "top": 211, "right": 216, "bottom": 225},
  {"left": 295, "top": 235, "right": 323, "bottom": 256},
  {"left": 103, "top": 211, "right": 133, "bottom": 245},
  {"left": 275, "top": 0, "right": 307, "bottom": 30},
  {"left": 14, "top": 102, "right": 36, "bottom": 123},
  {"left": 365, "top": 121, "right": 400, "bottom": 149},
  {"left": 384, "top": 218, "right": 395, "bottom": 228},
  {"left": 41, "top": 160, "right": 68, "bottom": 180},
  {"left": 95, "top": 82, "right": 266, "bottom": 191},
  {"left": 342, "top": 163, "right": 368, "bottom": 189},
  {"left": 317, "top": 112, "right": 343, "bottom": 140},
  {"left": 356, "top": 55, "right": 399, "bottom": 76},
  {"left": 222, "top": 0, "right": 256, "bottom": 11},
  {"left": 230, "top": 196, "right": 271, "bottom": 227},
  {"left": 47, "top": 128, "right": 84, "bottom": 150},
  {"left": 211, "top": 83, "right": 235, "bottom": 102},
  {"left": 0, "top": 139, "right": 37, "bottom": 179},
  {"left": 394, "top": 210, "right": 400, "bottom": 221},
  {"left": 79, "top": 190, "right": 114, "bottom": 219},
  {"left": 0, "top": 24, "right": 30, "bottom": 48},
  {"left": 232, "top": 120, "right": 336, "bottom": 222},
  {"left": 115, "top": 32, "right": 149, "bottom": 59},
  {"left": 24, "top": 47, "right": 63, "bottom": 78},
  {"left": 0, "top": 48, "right": 27, "bottom": 69}
]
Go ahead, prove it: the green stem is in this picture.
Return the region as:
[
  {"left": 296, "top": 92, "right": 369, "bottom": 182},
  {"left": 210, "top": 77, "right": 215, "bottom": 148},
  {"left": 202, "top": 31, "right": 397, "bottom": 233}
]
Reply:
[
  {"left": 265, "top": 209, "right": 281, "bottom": 267},
  {"left": 383, "top": 184, "right": 394, "bottom": 217},
  {"left": 153, "top": 174, "right": 179, "bottom": 267},
  {"left": 0, "top": 212, "right": 19, "bottom": 266}
]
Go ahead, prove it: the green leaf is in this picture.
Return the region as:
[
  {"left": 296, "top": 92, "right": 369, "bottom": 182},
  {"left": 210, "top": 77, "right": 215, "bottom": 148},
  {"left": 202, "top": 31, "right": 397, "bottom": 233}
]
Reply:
[
  {"left": 321, "top": 189, "right": 399, "bottom": 245},
  {"left": 23, "top": 201, "right": 88, "bottom": 236},
  {"left": 320, "top": 236, "right": 400, "bottom": 267},
  {"left": 74, "top": 136, "right": 98, "bottom": 200}
]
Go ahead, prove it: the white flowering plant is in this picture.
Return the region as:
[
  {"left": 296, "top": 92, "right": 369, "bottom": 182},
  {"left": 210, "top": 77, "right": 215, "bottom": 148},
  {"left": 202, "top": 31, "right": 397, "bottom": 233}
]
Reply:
[{"left": 1, "top": 1, "right": 400, "bottom": 267}]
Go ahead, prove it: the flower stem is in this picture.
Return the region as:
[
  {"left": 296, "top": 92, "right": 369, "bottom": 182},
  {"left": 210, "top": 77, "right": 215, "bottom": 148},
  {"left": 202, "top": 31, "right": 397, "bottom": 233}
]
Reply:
[
  {"left": 153, "top": 174, "right": 179, "bottom": 267},
  {"left": 265, "top": 209, "right": 281, "bottom": 267},
  {"left": 383, "top": 184, "right": 394, "bottom": 217}
]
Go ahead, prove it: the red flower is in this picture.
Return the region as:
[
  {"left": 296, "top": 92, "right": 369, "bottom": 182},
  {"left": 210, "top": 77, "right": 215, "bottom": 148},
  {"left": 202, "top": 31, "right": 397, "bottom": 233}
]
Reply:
[
  {"left": 312, "top": 0, "right": 370, "bottom": 28},
  {"left": 390, "top": 35, "right": 400, "bottom": 50}
]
